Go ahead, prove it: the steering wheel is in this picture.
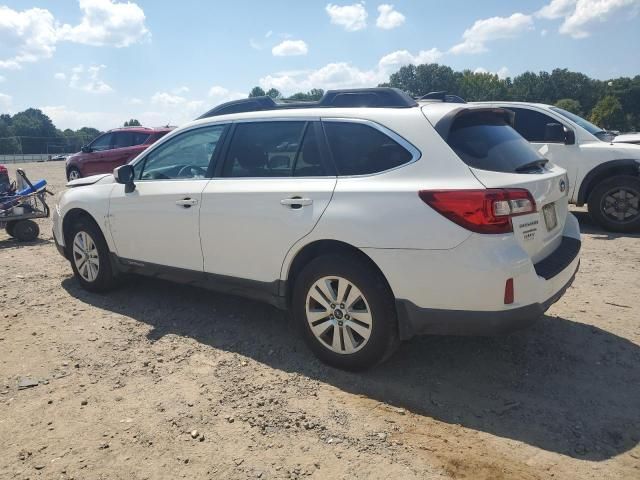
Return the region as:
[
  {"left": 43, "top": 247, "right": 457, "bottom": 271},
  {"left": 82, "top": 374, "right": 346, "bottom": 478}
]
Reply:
[{"left": 177, "top": 165, "right": 207, "bottom": 178}]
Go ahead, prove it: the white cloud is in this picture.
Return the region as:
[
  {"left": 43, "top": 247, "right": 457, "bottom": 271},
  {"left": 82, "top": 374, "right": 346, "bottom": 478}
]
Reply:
[
  {"left": 0, "top": 93, "right": 12, "bottom": 111},
  {"left": 537, "top": 0, "right": 639, "bottom": 39},
  {"left": 450, "top": 13, "right": 534, "bottom": 54},
  {"left": 0, "top": 6, "right": 57, "bottom": 69},
  {"left": 0, "top": 1, "right": 149, "bottom": 70},
  {"left": 326, "top": 3, "right": 368, "bottom": 31},
  {"left": 473, "top": 66, "right": 510, "bottom": 79},
  {"left": 0, "top": 75, "right": 5, "bottom": 83},
  {"left": 376, "top": 4, "right": 406, "bottom": 29},
  {"left": 41, "top": 105, "right": 121, "bottom": 130},
  {"left": 172, "top": 86, "right": 190, "bottom": 95},
  {"left": 57, "top": 0, "right": 150, "bottom": 47},
  {"left": 208, "top": 85, "right": 245, "bottom": 102},
  {"left": 272, "top": 40, "right": 309, "bottom": 56},
  {"left": 54, "top": 72, "right": 66, "bottom": 80},
  {"left": 537, "top": 0, "right": 577, "bottom": 19},
  {"left": 68, "top": 64, "right": 113, "bottom": 94},
  {"left": 378, "top": 48, "right": 443, "bottom": 73},
  {"left": 151, "top": 92, "right": 187, "bottom": 107}
]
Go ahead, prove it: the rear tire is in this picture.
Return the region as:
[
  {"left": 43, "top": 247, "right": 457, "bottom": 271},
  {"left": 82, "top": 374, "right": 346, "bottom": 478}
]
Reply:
[
  {"left": 67, "top": 167, "right": 81, "bottom": 181},
  {"left": 67, "top": 218, "right": 118, "bottom": 292},
  {"left": 13, "top": 220, "right": 39, "bottom": 242},
  {"left": 5, "top": 221, "right": 17, "bottom": 237},
  {"left": 292, "top": 254, "right": 399, "bottom": 371},
  {"left": 588, "top": 175, "right": 640, "bottom": 232}
]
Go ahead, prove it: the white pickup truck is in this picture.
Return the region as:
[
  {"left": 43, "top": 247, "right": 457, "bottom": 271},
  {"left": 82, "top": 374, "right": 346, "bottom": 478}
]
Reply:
[{"left": 476, "top": 101, "right": 640, "bottom": 232}]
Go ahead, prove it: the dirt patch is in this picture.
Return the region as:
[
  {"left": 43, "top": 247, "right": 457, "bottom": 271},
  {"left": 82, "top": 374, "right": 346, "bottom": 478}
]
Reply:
[{"left": 1, "top": 162, "right": 639, "bottom": 479}]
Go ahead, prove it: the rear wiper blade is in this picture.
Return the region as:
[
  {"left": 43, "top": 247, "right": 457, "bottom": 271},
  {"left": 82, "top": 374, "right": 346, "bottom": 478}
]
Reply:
[{"left": 515, "top": 158, "right": 549, "bottom": 173}]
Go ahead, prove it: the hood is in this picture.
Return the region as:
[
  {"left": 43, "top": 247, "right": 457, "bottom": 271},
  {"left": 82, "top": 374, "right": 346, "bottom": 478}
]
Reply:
[
  {"left": 612, "top": 133, "right": 640, "bottom": 145},
  {"left": 66, "top": 173, "right": 115, "bottom": 188},
  {"left": 583, "top": 140, "right": 640, "bottom": 159}
]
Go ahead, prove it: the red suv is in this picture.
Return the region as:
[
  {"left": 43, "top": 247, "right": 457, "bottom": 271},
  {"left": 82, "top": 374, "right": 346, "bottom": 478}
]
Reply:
[{"left": 66, "top": 126, "right": 173, "bottom": 180}]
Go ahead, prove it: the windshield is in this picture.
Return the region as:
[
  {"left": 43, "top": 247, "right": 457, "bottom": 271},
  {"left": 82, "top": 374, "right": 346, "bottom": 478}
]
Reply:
[{"left": 550, "top": 106, "right": 604, "bottom": 136}]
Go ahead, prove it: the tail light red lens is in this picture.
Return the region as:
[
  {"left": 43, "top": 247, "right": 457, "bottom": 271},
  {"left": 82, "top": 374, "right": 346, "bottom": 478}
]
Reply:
[{"left": 418, "top": 189, "right": 536, "bottom": 234}]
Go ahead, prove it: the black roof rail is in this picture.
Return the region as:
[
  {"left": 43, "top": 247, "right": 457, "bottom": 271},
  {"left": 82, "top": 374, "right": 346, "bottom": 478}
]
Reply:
[
  {"left": 419, "top": 91, "right": 466, "bottom": 103},
  {"left": 196, "top": 87, "right": 418, "bottom": 119}
]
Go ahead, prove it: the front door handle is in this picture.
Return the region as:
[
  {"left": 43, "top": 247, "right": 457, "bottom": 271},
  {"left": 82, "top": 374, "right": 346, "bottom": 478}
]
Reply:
[
  {"left": 281, "top": 197, "right": 313, "bottom": 208},
  {"left": 176, "top": 197, "right": 198, "bottom": 208}
]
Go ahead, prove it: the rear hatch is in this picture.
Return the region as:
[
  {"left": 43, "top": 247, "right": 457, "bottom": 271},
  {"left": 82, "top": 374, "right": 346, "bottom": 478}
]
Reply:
[{"left": 440, "top": 107, "right": 570, "bottom": 263}]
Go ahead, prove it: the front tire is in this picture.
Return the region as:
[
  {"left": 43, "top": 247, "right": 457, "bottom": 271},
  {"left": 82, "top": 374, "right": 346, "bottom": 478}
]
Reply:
[
  {"left": 292, "top": 254, "right": 399, "bottom": 371},
  {"left": 5, "top": 221, "right": 17, "bottom": 237},
  {"left": 67, "top": 218, "right": 118, "bottom": 292},
  {"left": 588, "top": 175, "right": 640, "bottom": 232}
]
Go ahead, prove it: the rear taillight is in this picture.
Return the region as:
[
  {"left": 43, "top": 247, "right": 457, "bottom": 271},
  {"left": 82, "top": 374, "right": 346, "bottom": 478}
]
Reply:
[{"left": 418, "top": 189, "right": 536, "bottom": 234}]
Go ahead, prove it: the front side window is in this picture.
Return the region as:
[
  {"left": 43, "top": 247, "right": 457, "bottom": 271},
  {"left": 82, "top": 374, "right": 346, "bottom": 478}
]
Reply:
[
  {"left": 112, "top": 132, "right": 133, "bottom": 149},
  {"left": 509, "top": 107, "right": 565, "bottom": 143},
  {"left": 222, "top": 122, "right": 307, "bottom": 178},
  {"left": 90, "top": 133, "right": 113, "bottom": 152},
  {"left": 136, "top": 125, "right": 226, "bottom": 180},
  {"left": 447, "top": 111, "right": 545, "bottom": 173},
  {"left": 323, "top": 121, "right": 413, "bottom": 175},
  {"left": 550, "top": 106, "right": 607, "bottom": 138}
]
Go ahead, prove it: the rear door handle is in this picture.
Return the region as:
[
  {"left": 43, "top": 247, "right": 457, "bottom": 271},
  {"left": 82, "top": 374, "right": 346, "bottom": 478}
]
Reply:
[
  {"left": 281, "top": 197, "right": 313, "bottom": 208},
  {"left": 176, "top": 197, "right": 198, "bottom": 208}
]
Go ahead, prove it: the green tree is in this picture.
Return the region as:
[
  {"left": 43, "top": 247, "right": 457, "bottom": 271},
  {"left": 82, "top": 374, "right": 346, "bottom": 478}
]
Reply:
[
  {"left": 265, "top": 88, "right": 282, "bottom": 99},
  {"left": 590, "top": 95, "right": 626, "bottom": 131},
  {"left": 10, "top": 108, "right": 61, "bottom": 154},
  {"left": 287, "top": 89, "right": 325, "bottom": 101},
  {"left": 384, "top": 63, "right": 460, "bottom": 97},
  {"left": 457, "top": 70, "right": 508, "bottom": 101},
  {"left": 249, "top": 86, "right": 266, "bottom": 97},
  {"left": 124, "top": 119, "right": 141, "bottom": 127},
  {"left": 0, "top": 115, "right": 21, "bottom": 154},
  {"left": 555, "top": 98, "right": 583, "bottom": 115}
]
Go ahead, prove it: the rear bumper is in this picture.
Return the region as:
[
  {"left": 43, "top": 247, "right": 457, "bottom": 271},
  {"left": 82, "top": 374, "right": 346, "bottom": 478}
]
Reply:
[{"left": 395, "top": 257, "right": 579, "bottom": 338}]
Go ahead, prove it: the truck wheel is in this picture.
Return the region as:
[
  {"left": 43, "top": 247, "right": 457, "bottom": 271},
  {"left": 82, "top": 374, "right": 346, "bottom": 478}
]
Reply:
[
  {"left": 67, "top": 167, "right": 81, "bottom": 181},
  {"left": 588, "top": 175, "right": 640, "bottom": 232},
  {"left": 5, "top": 221, "right": 17, "bottom": 237},
  {"left": 292, "top": 254, "right": 399, "bottom": 371},
  {"left": 13, "top": 220, "right": 40, "bottom": 242}
]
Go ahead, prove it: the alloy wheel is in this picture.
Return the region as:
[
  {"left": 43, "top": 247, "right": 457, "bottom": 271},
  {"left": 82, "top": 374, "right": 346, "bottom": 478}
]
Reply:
[
  {"left": 601, "top": 187, "right": 640, "bottom": 223},
  {"left": 72, "top": 231, "right": 100, "bottom": 282},
  {"left": 305, "top": 276, "right": 373, "bottom": 355}
]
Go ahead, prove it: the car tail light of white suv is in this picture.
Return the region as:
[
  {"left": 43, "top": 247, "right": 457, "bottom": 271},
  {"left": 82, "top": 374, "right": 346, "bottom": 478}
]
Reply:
[{"left": 419, "top": 189, "right": 537, "bottom": 234}]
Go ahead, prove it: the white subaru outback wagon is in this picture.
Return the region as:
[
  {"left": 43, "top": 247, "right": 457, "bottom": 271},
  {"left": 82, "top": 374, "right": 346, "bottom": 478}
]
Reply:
[{"left": 53, "top": 88, "right": 581, "bottom": 370}]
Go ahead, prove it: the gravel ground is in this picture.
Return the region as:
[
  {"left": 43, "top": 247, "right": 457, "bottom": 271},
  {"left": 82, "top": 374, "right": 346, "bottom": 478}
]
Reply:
[{"left": 1, "top": 162, "right": 639, "bottom": 480}]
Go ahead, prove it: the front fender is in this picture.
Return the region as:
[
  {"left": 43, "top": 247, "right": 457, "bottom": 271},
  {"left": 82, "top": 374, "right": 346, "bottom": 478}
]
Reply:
[{"left": 576, "top": 159, "right": 640, "bottom": 205}]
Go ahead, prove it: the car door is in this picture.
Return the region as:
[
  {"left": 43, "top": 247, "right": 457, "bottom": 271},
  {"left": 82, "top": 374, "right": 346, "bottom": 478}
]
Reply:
[
  {"left": 106, "top": 132, "right": 141, "bottom": 172},
  {"left": 507, "top": 107, "right": 582, "bottom": 197},
  {"left": 199, "top": 120, "right": 336, "bottom": 284},
  {"left": 83, "top": 132, "right": 113, "bottom": 176},
  {"left": 108, "top": 124, "right": 228, "bottom": 271}
]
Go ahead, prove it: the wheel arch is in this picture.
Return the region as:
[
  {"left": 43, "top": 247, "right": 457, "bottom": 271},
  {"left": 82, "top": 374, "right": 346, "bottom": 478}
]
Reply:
[
  {"left": 577, "top": 159, "right": 640, "bottom": 206},
  {"left": 282, "top": 239, "right": 394, "bottom": 307},
  {"left": 61, "top": 208, "right": 104, "bottom": 257}
]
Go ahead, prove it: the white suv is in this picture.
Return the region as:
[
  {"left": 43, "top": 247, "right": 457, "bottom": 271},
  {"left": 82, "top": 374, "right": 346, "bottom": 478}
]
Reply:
[
  {"left": 478, "top": 101, "right": 640, "bottom": 232},
  {"left": 52, "top": 88, "right": 581, "bottom": 370}
]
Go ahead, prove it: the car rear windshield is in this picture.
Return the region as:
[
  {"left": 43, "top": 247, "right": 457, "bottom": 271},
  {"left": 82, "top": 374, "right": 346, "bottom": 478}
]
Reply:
[{"left": 447, "top": 111, "right": 545, "bottom": 173}]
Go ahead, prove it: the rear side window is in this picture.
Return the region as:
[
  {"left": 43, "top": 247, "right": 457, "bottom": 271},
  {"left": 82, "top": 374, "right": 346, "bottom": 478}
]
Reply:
[
  {"left": 447, "top": 112, "right": 545, "bottom": 173},
  {"left": 222, "top": 122, "right": 306, "bottom": 178},
  {"left": 323, "top": 122, "right": 412, "bottom": 175},
  {"left": 132, "top": 132, "right": 150, "bottom": 146}
]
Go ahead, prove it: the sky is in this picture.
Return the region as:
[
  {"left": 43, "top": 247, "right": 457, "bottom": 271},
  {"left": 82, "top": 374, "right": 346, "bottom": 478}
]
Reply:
[{"left": 0, "top": 0, "right": 639, "bottom": 130}]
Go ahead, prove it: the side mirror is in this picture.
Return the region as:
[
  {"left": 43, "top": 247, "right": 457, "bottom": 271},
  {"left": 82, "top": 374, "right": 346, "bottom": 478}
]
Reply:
[
  {"left": 544, "top": 123, "right": 565, "bottom": 143},
  {"left": 564, "top": 127, "right": 576, "bottom": 145},
  {"left": 81, "top": 145, "right": 92, "bottom": 153},
  {"left": 114, "top": 164, "right": 136, "bottom": 193}
]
